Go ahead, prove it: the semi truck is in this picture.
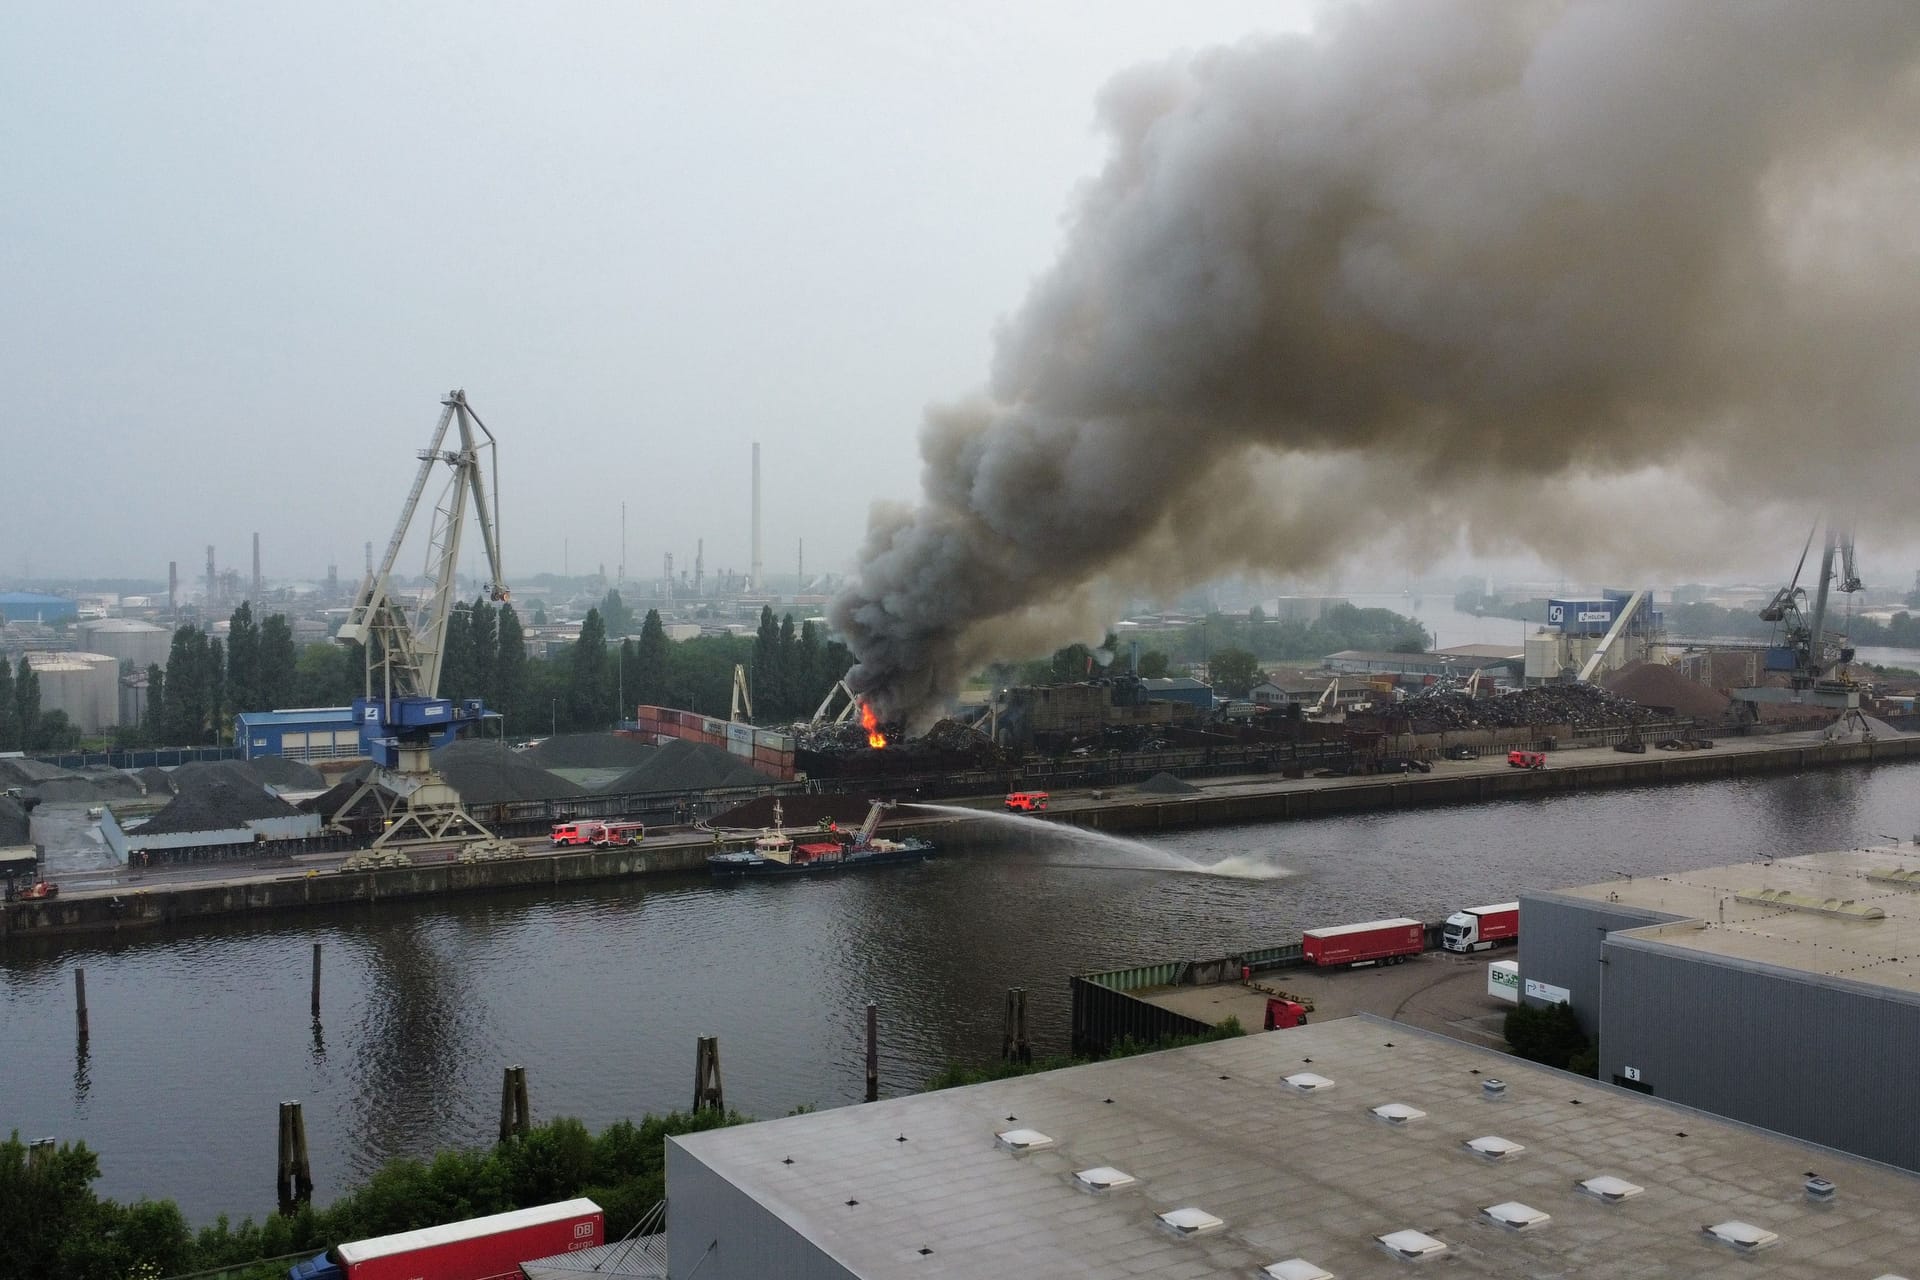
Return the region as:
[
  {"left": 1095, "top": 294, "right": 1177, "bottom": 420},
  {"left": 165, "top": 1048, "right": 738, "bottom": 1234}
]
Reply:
[
  {"left": 289, "top": 1198, "right": 602, "bottom": 1280},
  {"left": 1441, "top": 902, "right": 1520, "bottom": 952},
  {"left": 1301, "top": 917, "right": 1425, "bottom": 968}
]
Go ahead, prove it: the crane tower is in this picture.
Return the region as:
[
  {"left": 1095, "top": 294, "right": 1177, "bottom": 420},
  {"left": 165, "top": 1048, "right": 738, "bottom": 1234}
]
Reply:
[{"left": 331, "top": 390, "right": 508, "bottom": 846}]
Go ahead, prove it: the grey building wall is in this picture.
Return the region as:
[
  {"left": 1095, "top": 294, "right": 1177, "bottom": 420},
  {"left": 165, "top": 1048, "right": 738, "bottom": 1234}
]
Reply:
[
  {"left": 1518, "top": 892, "right": 1678, "bottom": 1038},
  {"left": 1600, "top": 936, "right": 1920, "bottom": 1173},
  {"left": 666, "top": 1139, "right": 853, "bottom": 1280}
]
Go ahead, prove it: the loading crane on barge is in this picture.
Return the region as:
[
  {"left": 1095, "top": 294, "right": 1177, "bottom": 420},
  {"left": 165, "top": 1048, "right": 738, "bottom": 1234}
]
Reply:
[
  {"left": 331, "top": 390, "right": 508, "bottom": 846},
  {"left": 1730, "top": 522, "right": 1862, "bottom": 713}
]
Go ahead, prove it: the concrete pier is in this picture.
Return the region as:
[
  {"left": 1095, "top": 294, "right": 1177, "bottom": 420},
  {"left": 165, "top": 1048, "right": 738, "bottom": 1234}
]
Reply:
[{"left": 6, "top": 730, "right": 1913, "bottom": 943}]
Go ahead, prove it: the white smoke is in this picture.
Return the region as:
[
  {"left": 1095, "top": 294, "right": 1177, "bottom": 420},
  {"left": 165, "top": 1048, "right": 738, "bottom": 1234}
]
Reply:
[{"left": 832, "top": 0, "right": 1920, "bottom": 728}]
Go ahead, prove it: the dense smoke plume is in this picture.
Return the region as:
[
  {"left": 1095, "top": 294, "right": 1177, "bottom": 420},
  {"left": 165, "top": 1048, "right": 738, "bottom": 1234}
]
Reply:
[{"left": 832, "top": 0, "right": 1920, "bottom": 728}]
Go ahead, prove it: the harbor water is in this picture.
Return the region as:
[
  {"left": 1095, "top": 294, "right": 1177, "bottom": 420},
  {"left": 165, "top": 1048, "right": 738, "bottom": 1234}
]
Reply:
[{"left": 5, "top": 763, "right": 1919, "bottom": 1223}]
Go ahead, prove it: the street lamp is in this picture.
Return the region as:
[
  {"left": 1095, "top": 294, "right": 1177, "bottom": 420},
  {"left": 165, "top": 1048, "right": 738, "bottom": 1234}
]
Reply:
[{"left": 550, "top": 698, "right": 556, "bottom": 738}]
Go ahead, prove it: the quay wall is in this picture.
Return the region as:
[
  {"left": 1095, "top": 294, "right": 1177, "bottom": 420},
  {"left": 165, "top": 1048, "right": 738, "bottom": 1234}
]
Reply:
[{"left": 9, "top": 736, "right": 1917, "bottom": 943}]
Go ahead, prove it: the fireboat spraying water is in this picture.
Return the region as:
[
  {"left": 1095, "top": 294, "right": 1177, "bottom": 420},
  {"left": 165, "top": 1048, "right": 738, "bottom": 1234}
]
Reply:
[{"left": 707, "top": 797, "right": 935, "bottom": 878}]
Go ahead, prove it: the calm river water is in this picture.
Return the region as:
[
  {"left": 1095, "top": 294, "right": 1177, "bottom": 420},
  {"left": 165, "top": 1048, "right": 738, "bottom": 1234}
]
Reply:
[{"left": 6, "top": 763, "right": 1919, "bottom": 1223}]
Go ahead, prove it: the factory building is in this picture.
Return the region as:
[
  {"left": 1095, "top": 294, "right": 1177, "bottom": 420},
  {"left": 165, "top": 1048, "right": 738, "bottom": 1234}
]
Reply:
[
  {"left": 77, "top": 617, "right": 172, "bottom": 670},
  {"left": 25, "top": 651, "right": 121, "bottom": 732},
  {"left": 665, "top": 1015, "right": 1920, "bottom": 1278},
  {"left": 1522, "top": 588, "right": 1663, "bottom": 683},
  {"left": 233, "top": 708, "right": 365, "bottom": 762},
  {"left": 1520, "top": 847, "right": 1920, "bottom": 1173},
  {"left": 0, "top": 591, "right": 78, "bottom": 625}
]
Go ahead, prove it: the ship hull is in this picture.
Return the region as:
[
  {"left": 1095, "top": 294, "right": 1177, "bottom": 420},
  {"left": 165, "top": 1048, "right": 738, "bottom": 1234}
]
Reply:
[{"left": 707, "top": 841, "right": 935, "bottom": 879}]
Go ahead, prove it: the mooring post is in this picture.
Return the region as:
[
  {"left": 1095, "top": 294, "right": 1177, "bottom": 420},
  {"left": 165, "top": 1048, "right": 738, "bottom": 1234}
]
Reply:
[
  {"left": 512, "top": 1066, "right": 530, "bottom": 1138},
  {"left": 1016, "top": 987, "right": 1031, "bottom": 1064},
  {"left": 289, "top": 1101, "right": 313, "bottom": 1206},
  {"left": 74, "top": 968, "right": 88, "bottom": 1035},
  {"left": 865, "top": 1001, "right": 879, "bottom": 1103},
  {"left": 1002, "top": 988, "right": 1017, "bottom": 1062},
  {"left": 310, "top": 943, "right": 322, "bottom": 1017},
  {"left": 693, "top": 1036, "right": 724, "bottom": 1114},
  {"left": 498, "top": 1066, "right": 517, "bottom": 1143},
  {"left": 276, "top": 1102, "right": 294, "bottom": 1213}
]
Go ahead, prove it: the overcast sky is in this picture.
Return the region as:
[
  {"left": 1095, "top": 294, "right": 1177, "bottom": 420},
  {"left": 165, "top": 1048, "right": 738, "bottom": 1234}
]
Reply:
[{"left": 2, "top": 1, "right": 1318, "bottom": 586}]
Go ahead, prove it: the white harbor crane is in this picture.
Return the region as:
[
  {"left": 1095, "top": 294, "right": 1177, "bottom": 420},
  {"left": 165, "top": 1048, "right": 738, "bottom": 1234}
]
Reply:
[
  {"left": 1731, "top": 521, "right": 1862, "bottom": 712},
  {"left": 330, "top": 390, "right": 509, "bottom": 846}
]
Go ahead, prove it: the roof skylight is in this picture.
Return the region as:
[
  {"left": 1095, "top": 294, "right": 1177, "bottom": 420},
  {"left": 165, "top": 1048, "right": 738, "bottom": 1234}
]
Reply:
[
  {"left": 993, "top": 1128, "right": 1053, "bottom": 1153},
  {"left": 1464, "top": 1135, "right": 1524, "bottom": 1159},
  {"left": 1262, "top": 1260, "right": 1334, "bottom": 1280},
  {"left": 1157, "top": 1207, "right": 1224, "bottom": 1236},
  {"left": 1072, "top": 1166, "right": 1135, "bottom": 1192},
  {"left": 1703, "top": 1221, "right": 1777, "bottom": 1252},
  {"left": 1482, "top": 1201, "right": 1549, "bottom": 1230},
  {"left": 1284, "top": 1071, "right": 1336, "bottom": 1092},
  {"left": 1371, "top": 1103, "right": 1425, "bottom": 1124},
  {"left": 1377, "top": 1229, "right": 1446, "bottom": 1260},
  {"left": 1577, "top": 1175, "right": 1643, "bottom": 1203}
]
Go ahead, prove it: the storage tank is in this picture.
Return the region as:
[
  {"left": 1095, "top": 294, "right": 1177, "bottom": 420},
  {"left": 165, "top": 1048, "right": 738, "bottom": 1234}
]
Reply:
[
  {"left": 77, "top": 618, "right": 173, "bottom": 670},
  {"left": 26, "top": 651, "right": 122, "bottom": 732}
]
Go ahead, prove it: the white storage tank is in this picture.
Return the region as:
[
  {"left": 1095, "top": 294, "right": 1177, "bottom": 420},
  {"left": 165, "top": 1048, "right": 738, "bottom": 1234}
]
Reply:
[
  {"left": 77, "top": 618, "right": 173, "bottom": 670},
  {"left": 26, "top": 651, "right": 122, "bottom": 732}
]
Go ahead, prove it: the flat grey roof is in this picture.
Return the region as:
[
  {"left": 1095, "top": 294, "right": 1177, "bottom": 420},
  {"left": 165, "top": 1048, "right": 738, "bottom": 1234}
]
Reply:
[
  {"left": 670, "top": 1016, "right": 1920, "bottom": 1278},
  {"left": 1546, "top": 847, "right": 1920, "bottom": 996}
]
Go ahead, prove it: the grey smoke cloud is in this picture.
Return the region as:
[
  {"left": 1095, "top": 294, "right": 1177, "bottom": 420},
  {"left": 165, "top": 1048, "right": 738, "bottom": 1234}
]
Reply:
[{"left": 832, "top": 0, "right": 1920, "bottom": 728}]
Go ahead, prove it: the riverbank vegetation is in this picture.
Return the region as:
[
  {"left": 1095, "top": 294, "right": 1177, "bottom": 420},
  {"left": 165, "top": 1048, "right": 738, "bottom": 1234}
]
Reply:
[{"left": 1, "top": 1109, "right": 747, "bottom": 1280}]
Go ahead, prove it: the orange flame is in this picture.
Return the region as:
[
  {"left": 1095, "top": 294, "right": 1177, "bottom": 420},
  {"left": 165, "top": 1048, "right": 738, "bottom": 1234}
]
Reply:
[{"left": 859, "top": 701, "right": 887, "bottom": 750}]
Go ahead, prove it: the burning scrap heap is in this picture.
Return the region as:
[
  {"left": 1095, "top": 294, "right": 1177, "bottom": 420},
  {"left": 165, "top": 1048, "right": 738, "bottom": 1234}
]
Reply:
[
  {"left": 794, "top": 713, "right": 1007, "bottom": 779},
  {"left": 830, "top": 3, "right": 1920, "bottom": 731}
]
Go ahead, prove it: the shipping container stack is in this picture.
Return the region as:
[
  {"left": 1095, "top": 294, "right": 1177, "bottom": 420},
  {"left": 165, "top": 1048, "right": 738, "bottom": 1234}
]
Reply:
[{"left": 628, "top": 704, "right": 796, "bottom": 780}]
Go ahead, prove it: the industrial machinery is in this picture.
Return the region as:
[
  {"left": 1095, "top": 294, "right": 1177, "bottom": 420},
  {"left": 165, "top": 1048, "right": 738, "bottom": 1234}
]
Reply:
[
  {"left": 1731, "top": 523, "right": 1862, "bottom": 712},
  {"left": 331, "top": 390, "right": 508, "bottom": 846}
]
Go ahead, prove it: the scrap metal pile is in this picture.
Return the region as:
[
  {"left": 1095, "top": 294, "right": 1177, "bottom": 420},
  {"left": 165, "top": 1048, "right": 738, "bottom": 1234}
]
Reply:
[
  {"left": 792, "top": 716, "right": 1008, "bottom": 777},
  {"left": 1381, "top": 683, "right": 1656, "bottom": 733}
]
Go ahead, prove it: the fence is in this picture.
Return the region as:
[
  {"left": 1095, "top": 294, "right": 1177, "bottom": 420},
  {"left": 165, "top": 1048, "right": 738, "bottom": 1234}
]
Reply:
[{"left": 30, "top": 745, "right": 241, "bottom": 770}]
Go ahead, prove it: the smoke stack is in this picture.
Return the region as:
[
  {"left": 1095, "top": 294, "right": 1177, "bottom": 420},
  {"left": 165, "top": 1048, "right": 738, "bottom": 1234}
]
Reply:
[
  {"left": 251, "top": 532, "right": 262, "bottom": 602},
  {"left": 695, "top": 538, "right": 704, "bottom": 597},
  {"left": 206, "top": 545, "right": 217, "bottom": 608},
  {"left": 798, "top": 537, "right": 804, "bottom": 591},
  {"left": 751, "top": 442, "right": 763, "bottom": 593},
  {"left": 168, "top": 561, "right": 178, "bottom": 619}
]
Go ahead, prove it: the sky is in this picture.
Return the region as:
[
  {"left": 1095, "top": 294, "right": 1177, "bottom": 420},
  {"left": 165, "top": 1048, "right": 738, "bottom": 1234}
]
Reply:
[{"left": 1, "top": 0, "right": 1318, "bottom": 586}]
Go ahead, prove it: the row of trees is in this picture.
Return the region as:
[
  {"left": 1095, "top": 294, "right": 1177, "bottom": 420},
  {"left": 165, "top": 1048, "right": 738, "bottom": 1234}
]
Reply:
[{"left": 0, "top": 656, "right": 81, "bottom": 752}]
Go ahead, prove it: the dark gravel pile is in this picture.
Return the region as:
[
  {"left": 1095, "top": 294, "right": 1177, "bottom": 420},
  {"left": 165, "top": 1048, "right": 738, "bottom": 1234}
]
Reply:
[
  {"left": 711, "top": 794, "right": 885, "bottom": 828},
  {"left": 604, "top": 740, "right": 771, "bottom": 793},
  {"left": 0, "top": 759, "right": 144, "bottom": 803},
  {"left": 305, "top": 763, "right": 373, "bottom": 817},
  {"left": 1391, "top": 683, "right": 1650, "bottom": 733},
  {"left": 432, "top": 740, "right": 586, "bottom": 803},
  {"left": 0, "top": 795, "right": 30, "bottom": 845},
  {"left": 1604, "top": 662, "right": 1731, "bottom": 719},
  {"left": 140, "top": 762, "right": 303, "bottom": 835},
  {"left": 528, "top": 733, "right": 659, "bottom": 769},
  {"left": 135, "top": 766, "right": 175, "bottom": 796},
  {"left": 243, "top": 756, "right": 328, "bottom": 789},
  {"left": 1134, "top": 772, "right": 1201, "bottom": 795}
]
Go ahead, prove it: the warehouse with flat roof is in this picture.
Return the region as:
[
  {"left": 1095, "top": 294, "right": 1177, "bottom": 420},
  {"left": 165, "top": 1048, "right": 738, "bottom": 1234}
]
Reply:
[
  {"left": 665, "top": 1015, "right": 1920, "bottom": 1279},
  {"left": 1521, "top": 847, "right": 1920, "bottom": 1172}
]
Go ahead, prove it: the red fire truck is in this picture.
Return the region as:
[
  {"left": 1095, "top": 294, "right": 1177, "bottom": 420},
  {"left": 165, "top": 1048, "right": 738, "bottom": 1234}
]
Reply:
[
  {"left": 550, "top": 821, "right": 645, "bottom": 847},
  {"left": 289, "top": 1198, "right": 603, "bottom": 1280}
]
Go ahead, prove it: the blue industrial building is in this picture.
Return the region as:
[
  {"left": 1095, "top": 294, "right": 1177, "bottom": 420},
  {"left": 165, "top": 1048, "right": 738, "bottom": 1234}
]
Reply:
[
  {"left": 0, "top": 591, "right": 78, "bottom": 624},
  {"left": 1544, "top": 590, "right": 1662, "bottom": 637},
  {"left": 233, "top": 708, "right": 365, "bottom": 762},
  {"left": 1140, "top": 676, "right": 1215, "bottom": 710}
]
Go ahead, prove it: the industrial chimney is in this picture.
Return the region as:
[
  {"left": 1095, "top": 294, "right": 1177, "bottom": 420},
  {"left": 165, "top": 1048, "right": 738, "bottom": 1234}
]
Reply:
[
  {"left": 251, "top": 532, "right": 262, "bottom": 602},
  {"left": 751, "top": 442, "right": 763, "bottom": 593},
  {"left": 168, "top": 560, "right": 178, "bottom": 619}
]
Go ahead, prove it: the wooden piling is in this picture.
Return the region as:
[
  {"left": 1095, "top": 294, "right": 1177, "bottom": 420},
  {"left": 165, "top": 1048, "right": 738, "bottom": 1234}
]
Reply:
[
  {"left": 693, "top": 1037, "right": 724, "bottom": 1114},
  {"left": 276, "top": 1102, "right": 294, "bottom": 1212},
  {"left": 513, "top": 1066, "right": 530, "bottom": 1137},
  {"left": 865, "top": 1002, "right": 879, "bottom": 1102},
  {"left": 499, "top": 1066, "right": 516, "bottom": 1143},
  {"left": 310, "top": 943, "right": 322, "bottom": 1017},
  {"left": 74, "top": 968, "right": 88, "bottom": 1035},
  {"left": 289, "top": 1101, "right": 313, "bottom": 1205},
  {"left": 1002, "top": 987, "right": 1032, "bottom": 1064}
]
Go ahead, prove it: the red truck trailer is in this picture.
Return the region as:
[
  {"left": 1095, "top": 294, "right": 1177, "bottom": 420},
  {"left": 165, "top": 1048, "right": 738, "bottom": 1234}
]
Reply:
[
  {"left": 288, "top": 1198, "right": 602, "bottom": 1280},
  {"left": 1442, "top": 901, "right": 1519, "bottom": 952},
  {"left": 1301, "top": 917, "right": 1425, "bottom": 968}
]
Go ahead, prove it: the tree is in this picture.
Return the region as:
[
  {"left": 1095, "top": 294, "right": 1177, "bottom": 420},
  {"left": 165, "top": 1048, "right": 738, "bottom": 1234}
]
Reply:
[
  {"left": 439, "top": 603, "right": 476, "bottom": 702},
  {"left": 1137, "top": 650, "right": 1171, "bottom": 679},
  {"left": 751, "top": 607, "right": 784, "bottom": 723},
  {"left": 207, "top": 638, "right": 226, "bottom": 744},
  {"left": 162, "top": 627, "right": 211, "bottom": 746},
  {"left": 634, "top": 610, "right": 669, "bottom": 708},
  {"left": 466, "top": 598, "right": 497, "bottom": 708},
  {"left": 293, "top": 641, "right": 359, "bottom": 708},
  {"left": 142, "top": 663, "right": 165, "bottom": 741},
  {"left": 226, "top": 603, "right": 260, "bottom": 715},
  {"left": 568, "top": 608, "right": 609, "bottom": 729},
  {"left": 1209, "top": 647, "right": 1261, "bottom": 697},
  {"left": 29, "top": 710, "right": 81, "bottom": 753},
  {"left": 532, "top": 602, "right": 547, "bottom": 626},
  {"left": 1504, "top": 1001, "right": 1593, "bottom": 1074},
  {"left": 258, "top": 615, "right": 297, "bottom": 710},
  {"left": 0, "top": 658, "right": 14, "bottom": 751},
  {"left": 14, "top": 657, "right": 41, "bottom": 752},
  {"left": 495, "top": 604, "right": 529, "bottom": 730},
  {"left": 600, "top": 589, "right": 636, "bottom": 639}
]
